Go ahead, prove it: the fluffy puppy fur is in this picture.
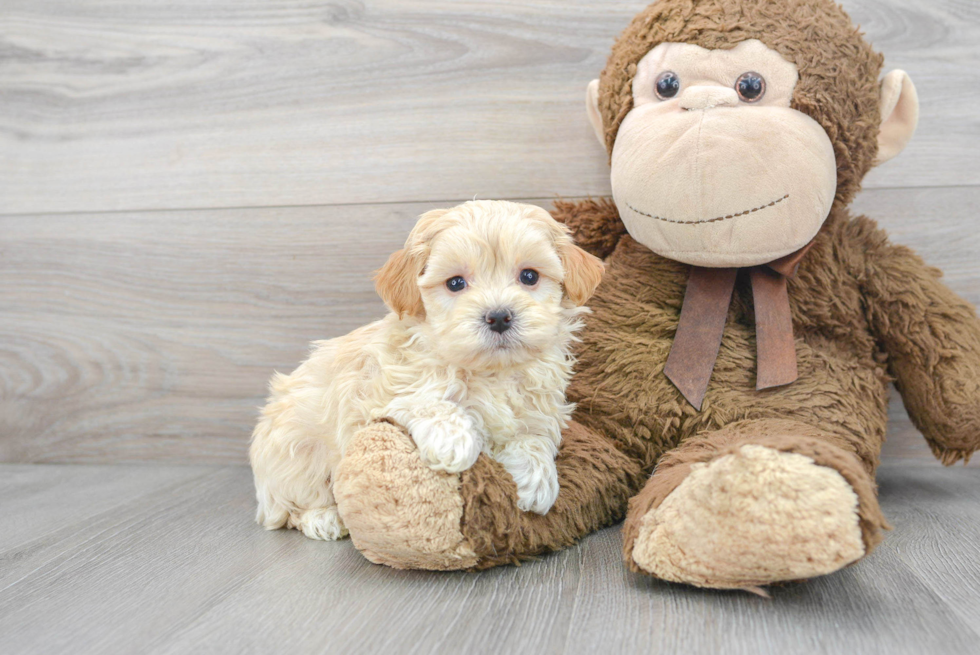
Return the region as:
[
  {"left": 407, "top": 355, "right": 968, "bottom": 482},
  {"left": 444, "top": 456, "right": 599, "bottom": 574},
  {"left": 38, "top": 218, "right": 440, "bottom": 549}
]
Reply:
[{"left": 249, "top": 200, "right": 604, "bottom": 540}]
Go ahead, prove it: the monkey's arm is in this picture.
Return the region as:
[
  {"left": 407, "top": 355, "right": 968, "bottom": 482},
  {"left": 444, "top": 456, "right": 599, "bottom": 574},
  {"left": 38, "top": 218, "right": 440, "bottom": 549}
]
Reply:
[
  {"left": 858, "top": 219, "right": 980, "bottom": 464},
  {"left": 551, "top": 197, "right": 627, "bottom": 259}
]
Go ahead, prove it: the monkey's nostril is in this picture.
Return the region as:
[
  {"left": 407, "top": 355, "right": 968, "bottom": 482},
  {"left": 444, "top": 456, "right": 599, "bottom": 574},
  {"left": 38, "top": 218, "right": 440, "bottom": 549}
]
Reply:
[{"left": 485, "top": 309, "right": 514, "bottom": 334}]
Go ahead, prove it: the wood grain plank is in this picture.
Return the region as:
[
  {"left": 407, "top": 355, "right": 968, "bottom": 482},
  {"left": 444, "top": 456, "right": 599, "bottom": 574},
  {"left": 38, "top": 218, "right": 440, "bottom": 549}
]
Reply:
[
  {"left": 0, "top": 467, "right": 300, "bottom": 653},
  {"left": 565, "top": 498, "right": 980, "bottom": 655},
  {"left": 1, "top": 464, "right": 978, "bottom": 655},
  {"left": 0, "top": 463, "right": 212, "bottom": 552},
  {"left": 3, "top": 187, "right": 979, "bottom": 464},
  {"left": 152, "top": 521, "right": 585, "bottom": 655},
  {"left": 876, "top": 464, "right": 980, "bottom": 639},
  {"left": 0, "top": 202, "right": 421, "bottom": 463},
  {"left": 1, "top": 0, "right": 977, "bottom": 215}
]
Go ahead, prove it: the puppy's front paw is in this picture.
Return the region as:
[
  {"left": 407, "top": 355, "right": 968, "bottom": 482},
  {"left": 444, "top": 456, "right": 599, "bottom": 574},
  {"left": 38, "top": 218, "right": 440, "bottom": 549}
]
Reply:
[
  {"left": 496, "top": 444, "right": 560, "bottom": 515},
  {"left": 410, "top": 407, "right": 483, "bottom": 474},
  {"left": 515, "top": 467, "right": 560, "bottom": 515}
]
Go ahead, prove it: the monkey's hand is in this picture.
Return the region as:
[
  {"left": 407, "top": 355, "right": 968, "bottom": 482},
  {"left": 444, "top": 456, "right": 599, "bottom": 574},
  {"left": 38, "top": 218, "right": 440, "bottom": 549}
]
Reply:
[
  {"left": 551, "top": 197, "right": 627, "bottom": 259},
  {"left": 860, "top": 222, "right": 980, "bottom": 465}
]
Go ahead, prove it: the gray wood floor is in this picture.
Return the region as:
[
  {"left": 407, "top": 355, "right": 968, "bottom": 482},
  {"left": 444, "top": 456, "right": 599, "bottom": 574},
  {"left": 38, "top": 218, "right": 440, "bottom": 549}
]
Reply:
[
  {"left": 2, "top": 0, "right": 980, "bottom": 653},
  {"left": 0, "top": 461, "right": 978, "bottom": 655}
]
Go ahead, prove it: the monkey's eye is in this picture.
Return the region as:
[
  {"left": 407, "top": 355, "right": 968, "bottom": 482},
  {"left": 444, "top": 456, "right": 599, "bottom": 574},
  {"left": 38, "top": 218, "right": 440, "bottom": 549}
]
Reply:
[
  {"left": 735, "top": 72, "right": 766, "bottom": 102},
  {"left": 446, "top": 276, "right": 467, "bottom": 292},
  {"left": 655, "top": 71, "right": 681, "bottom": 100},
  {"left": 519, "top": 269, "right": 539, "bottom": 286}
]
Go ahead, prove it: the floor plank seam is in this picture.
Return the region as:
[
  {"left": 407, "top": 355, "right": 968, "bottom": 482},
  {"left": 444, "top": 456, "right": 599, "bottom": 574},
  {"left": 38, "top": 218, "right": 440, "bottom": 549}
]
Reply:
[{"left": 2, "top": 183, "right": 977, "bottom": 220}]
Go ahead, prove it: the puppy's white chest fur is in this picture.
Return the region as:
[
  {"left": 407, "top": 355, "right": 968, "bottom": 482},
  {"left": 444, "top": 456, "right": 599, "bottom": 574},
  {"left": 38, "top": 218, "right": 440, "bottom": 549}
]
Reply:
[{"left": 456, "top": 366, "right": 571, "bottom": 453}]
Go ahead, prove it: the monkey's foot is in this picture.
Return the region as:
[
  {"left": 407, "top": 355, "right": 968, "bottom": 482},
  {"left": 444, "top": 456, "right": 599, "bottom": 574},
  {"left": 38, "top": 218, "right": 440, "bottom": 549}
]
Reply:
[{"left": 623, "top": 422, "right": 887, "bottom": 590}]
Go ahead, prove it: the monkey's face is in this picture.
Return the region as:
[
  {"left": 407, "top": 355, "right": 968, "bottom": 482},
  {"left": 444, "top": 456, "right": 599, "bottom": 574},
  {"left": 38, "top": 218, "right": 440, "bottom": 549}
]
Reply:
[{"left": 601, "top": 40, "right": 837, "bottom": 267}]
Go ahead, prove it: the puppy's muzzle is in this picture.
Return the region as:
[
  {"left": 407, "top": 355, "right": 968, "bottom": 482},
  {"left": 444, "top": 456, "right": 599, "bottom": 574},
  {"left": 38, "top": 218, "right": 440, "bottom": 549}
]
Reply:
[{"left": 485, "top": 309, "right": 514, "bottom": 334}]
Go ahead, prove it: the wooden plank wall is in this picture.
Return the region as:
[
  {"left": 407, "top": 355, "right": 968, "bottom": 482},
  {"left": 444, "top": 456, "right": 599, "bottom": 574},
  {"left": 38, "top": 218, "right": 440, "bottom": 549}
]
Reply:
[{"left": 2, "top": 0, "right": 978, "bottom": 464}]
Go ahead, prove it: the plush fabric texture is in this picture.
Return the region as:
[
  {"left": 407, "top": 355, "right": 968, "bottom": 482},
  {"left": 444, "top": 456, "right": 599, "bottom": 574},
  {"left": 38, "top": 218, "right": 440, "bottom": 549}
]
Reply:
[
  {"left": 630, "top": 444, "right": 865, "bottom": 589},
  {"left": 431, "top": 198, "right": 978, "bottom": 577},
  {"left": 619, "top": 418, "right": 889, "bottom": 570},
  {"left": 335, "top": 199, "right": 980, "bottom": 578},
  {"left": 332, "top": 0, "right": 980, "bottom": 589},
  {"left": 459, "top": 420, "right": 646, "bottom": 568},
  {"left": 552, "top": 198, "right": 626, "bottom": 260},
  {"left": 565, "top": 204, "right": 980, "bottom": 469},
  {"left": 334, "top": 421, "right": 478, "bottom": 570},
  {"left": 608, "top": 40, "right": 839, "bottom": 267},
  {"left": 596, "top": 0, "right": 884, "bottom": 211},
  {"left": 876, "top": 70, "right": 919, "bottom": 164},
  {"left": 336, "top": 418, "right": 644, "bottom": 570}
]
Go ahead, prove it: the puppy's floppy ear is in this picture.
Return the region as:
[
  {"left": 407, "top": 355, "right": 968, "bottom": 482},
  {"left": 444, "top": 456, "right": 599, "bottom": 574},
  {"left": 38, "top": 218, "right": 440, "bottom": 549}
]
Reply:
[
  {"left": 374, "top": 207, "right": 453, "bottom": 319},
  {"left": 560, "top": 242, "right": 604, "bottom": 306},
  {"left": 374, "top": 247, "right": 425, "bottom": 318},
  {"left": 525, "top": 204, "right": 605, "bottom": 306}
]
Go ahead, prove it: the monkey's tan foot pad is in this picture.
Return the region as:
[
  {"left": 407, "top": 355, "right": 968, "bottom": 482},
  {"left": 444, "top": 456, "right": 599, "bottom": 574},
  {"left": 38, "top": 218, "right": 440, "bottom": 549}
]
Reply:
[
  {"left": 333, "top": 421, "right": 478, "bottom": 570},
  {"left": 630, "top": 445, "right": 865, "bottom": 589}
]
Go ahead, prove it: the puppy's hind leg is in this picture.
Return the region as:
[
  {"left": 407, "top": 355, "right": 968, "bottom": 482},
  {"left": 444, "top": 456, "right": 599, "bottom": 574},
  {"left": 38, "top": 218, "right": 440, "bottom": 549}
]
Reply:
[
  {"left": 253, "top": 448, "right": 349, "bottom": 541},
  {"left": 287, "top": 484, "right": 348, "bottom": 541},
  {"left": 253, "top": 475, "right": 292, "bottom": 530},
  {"left": 250, "top": 397, "right": 348, "bottom": 541}
]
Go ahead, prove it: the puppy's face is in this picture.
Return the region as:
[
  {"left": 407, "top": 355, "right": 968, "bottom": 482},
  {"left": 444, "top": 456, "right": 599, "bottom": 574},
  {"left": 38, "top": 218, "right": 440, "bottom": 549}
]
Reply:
[
  {"left": 376, "top": 201, "right": 604, "bottom": 369},
  {"left": 418, "top": 210, "right": 564, "bottom": 369}
]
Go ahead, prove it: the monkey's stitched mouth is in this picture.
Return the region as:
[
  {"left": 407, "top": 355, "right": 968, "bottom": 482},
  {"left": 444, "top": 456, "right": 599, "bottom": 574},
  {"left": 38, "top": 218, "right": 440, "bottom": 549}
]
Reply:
[{"left": 626, "top": 194, "right": 790, "bottom": 225}]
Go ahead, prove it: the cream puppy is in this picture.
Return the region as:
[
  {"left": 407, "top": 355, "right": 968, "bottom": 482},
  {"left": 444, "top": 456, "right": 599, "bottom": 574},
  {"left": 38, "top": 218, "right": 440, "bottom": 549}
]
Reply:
[{"left": 249, "top": 200, "right": 604, "bottom": 541}]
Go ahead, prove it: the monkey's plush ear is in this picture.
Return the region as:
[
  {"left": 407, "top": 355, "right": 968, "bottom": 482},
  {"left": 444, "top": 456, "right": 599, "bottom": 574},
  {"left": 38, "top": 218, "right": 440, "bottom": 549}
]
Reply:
[
  {"left": 586, "top": 79, "right": 605, "bottom": 148},
  {"left": 875, "top": 70, "right": 919, "bottom": 165},
  {"left": 562, "top": 243, "right": 605, "bottom": 306},
  {"left": 374, "top": 248, "right": 425, "bottom": 319}
]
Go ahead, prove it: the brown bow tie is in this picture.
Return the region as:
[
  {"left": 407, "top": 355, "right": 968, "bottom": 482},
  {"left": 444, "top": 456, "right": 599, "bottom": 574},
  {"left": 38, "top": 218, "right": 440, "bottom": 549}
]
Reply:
[{"left": 663, "top": 243, "right": 813, "bottom": 410}]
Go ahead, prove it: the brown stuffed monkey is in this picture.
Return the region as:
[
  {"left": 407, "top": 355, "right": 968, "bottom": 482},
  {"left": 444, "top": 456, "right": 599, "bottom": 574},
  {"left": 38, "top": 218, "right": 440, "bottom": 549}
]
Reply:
[{"left": 332, "top": 0, "right": 980, "bottom": 589}]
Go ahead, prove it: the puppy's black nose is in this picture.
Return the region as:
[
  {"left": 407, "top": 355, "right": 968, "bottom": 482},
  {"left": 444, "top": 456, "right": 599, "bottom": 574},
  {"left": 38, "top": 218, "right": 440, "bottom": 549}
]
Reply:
[{"left": 485, "top": 309, "right": 513, "bottom": 334}]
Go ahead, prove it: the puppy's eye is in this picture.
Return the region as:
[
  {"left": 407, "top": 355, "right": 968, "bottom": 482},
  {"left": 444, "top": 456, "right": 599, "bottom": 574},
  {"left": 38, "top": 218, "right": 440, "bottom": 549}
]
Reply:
[
  {"left": 735, "top": 72, "right": 766, "bottom": 102},
  {"left": 519, "top": 269, "right": 539, "bottom": 286},
  {"left": 446, "top": 276, "right": 467, "bottom": 292},
  {"left": 655, "top": 71, "right": 680, "bottom": 100}
]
